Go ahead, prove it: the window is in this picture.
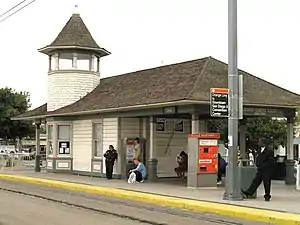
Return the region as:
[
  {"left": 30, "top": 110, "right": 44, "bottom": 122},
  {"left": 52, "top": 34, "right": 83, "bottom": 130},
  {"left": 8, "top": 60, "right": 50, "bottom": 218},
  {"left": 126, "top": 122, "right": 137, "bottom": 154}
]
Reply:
[
  {"left": 58, "top": 125, "right": 71, "bottom": 155},
  {"left": 77, "top": 53, "right": 90, "bottom": 71},
  {"left": 58, "top": 53, "right": 73, "bottom": 70},
  {"left": 58, "top": 125, "right": 70, "bottom": 140},
  {"left": 47, "top": 125, "right": 54, "bottom": 155},
  {"left": 93, "top": 123, "right": 102, "bottom": 157}
]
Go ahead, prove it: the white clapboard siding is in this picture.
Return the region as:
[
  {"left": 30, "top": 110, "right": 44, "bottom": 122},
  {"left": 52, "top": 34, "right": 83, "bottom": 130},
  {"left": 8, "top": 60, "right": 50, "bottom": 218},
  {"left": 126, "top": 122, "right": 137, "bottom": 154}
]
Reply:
[
  {"left": 155, "top": 119, "right": 191, "bottom": 177},
  {"left": 73, "top": 120, "right": 93, "bottom": 172},
  {"left": 102, "top": 118, "right": 119, "bottom": 174}
]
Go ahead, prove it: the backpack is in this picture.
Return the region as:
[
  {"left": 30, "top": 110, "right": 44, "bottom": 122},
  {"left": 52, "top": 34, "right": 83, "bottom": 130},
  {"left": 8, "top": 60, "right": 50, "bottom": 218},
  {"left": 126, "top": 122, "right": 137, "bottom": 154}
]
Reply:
[{"left": 220, "top": 157, "right": 227, "bottom": 169}]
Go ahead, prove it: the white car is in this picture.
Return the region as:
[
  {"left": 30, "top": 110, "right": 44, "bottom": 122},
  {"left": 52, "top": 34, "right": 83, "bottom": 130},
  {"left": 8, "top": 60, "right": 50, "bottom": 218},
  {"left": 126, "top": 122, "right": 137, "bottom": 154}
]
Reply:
[{"left": 21, "top": 149, "right": 31, "bottom": 156}]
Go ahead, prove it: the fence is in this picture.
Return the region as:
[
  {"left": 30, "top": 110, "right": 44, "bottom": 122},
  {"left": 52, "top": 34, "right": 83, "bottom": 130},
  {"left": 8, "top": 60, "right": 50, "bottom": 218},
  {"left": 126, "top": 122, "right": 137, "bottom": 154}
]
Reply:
[{"left": 0, "top": 153, "right": 46, "bottom": 171}]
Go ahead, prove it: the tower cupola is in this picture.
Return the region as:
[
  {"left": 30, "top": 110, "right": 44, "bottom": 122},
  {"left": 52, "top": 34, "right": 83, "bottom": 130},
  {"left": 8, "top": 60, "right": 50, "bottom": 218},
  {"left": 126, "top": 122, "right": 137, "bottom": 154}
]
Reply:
[{"left": 38, "top": 12, "right": 110, "bottom": 112}]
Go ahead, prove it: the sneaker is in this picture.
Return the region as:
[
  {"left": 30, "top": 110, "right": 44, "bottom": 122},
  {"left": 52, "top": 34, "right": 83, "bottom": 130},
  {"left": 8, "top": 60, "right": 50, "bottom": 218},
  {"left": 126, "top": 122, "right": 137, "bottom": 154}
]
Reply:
[{"left": 217, "top": 181, "right": 222, "bottom": 185}]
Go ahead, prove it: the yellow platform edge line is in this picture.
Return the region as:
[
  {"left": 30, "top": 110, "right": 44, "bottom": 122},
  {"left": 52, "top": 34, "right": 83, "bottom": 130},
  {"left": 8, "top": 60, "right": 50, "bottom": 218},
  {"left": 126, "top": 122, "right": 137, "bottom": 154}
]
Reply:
[{"left": 0, "top": 173, "right": 300, "bottom": 225}]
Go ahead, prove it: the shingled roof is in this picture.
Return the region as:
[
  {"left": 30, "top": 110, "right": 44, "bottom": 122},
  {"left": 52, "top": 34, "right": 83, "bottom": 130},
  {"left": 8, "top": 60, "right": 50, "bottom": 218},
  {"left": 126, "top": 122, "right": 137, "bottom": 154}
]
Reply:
[
  {"left": 14, "top": 56, "right": 300, "bottom": 119},
  {"left": 38, "top": 13, "right": 110, "bottom": 57},
  {"left": 49, "top": 56, "right": 300, "bottom": 115},
  {"left": 13, "top": 103, "right": 47, "bottom": 120}
]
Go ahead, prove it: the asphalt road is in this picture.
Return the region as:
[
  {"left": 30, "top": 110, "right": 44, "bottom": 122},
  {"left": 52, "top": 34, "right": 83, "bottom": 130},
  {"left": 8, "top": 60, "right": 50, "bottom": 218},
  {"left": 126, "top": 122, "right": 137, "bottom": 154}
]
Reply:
[{"left": 0, "top": 180, "right": 267, "bottom": 225}]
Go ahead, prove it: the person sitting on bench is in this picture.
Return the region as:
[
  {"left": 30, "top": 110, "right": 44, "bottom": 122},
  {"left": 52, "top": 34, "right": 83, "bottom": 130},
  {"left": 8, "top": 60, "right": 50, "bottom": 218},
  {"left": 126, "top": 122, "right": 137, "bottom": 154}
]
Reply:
[{"left": 174, "top": 151, "right": 188, "bottom": 180}]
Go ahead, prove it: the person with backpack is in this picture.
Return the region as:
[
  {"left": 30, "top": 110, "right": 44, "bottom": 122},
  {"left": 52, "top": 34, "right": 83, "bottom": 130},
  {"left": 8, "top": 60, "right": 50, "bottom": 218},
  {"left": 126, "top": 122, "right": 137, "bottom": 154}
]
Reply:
[{"left": 217, "top": 153, "right": 227, "bottom": 185}]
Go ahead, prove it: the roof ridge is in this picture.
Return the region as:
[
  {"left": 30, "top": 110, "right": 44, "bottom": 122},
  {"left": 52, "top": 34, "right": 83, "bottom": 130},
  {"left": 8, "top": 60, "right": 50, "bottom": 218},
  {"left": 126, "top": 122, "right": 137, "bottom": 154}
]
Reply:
[
  {"left": 185, "top": 56, "right": 211, "bottom": 99},
  {"left": 100, "top": 57, "right": 211, "bottom": 81}
]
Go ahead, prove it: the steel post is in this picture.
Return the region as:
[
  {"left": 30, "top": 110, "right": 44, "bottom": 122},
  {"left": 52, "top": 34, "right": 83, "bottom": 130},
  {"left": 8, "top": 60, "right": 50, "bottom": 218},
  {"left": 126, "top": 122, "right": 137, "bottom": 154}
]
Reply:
[
  {"left": 224, "top": 0, "right": 243, "bottom": 200},
  {"left": 35, "top": 122, "right": 41, "bottom": 172}
]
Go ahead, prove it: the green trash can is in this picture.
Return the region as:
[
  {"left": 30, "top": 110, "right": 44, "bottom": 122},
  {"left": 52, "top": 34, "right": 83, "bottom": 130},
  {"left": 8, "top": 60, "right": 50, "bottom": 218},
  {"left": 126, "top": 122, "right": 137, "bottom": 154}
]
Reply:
[{"left": 240, "top": 159, "right": 257, "bottom": 199}]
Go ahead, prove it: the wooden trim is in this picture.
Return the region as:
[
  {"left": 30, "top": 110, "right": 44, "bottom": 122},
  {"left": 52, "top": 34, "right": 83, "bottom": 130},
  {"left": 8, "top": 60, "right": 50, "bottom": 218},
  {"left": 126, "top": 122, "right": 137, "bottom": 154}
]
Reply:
[{"left": 91, "top": 120, "right": 103, "bottom": 158}]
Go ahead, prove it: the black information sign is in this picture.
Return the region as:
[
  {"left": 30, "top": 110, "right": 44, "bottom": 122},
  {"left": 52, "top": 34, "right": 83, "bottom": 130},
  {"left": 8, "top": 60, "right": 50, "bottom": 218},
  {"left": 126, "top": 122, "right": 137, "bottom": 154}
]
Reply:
[
  {"left": 210, "top": 88, "right": 229, "bottom": 117},
  {"left": 58, "top": 141, "right": 70, "bottom": 154},
  {"left": 156, "top": 118, "right": 165, "bottom": 132},
  {"left": 174, "top": 120, "right": 184, "bottom": 132}
]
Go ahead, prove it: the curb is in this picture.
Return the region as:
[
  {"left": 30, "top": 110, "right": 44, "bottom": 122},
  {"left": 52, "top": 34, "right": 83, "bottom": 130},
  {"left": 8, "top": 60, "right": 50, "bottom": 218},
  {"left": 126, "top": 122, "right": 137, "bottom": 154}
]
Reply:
[{"left": 0, "top": 174, "right": 299, "bottom": 225}]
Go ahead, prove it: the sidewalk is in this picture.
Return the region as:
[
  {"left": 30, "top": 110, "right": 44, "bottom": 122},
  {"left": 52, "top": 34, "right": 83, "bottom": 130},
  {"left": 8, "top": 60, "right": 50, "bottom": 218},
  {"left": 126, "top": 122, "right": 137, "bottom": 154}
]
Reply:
[{"left": 1, "top": 170, "right": 300, "bottom": 224}]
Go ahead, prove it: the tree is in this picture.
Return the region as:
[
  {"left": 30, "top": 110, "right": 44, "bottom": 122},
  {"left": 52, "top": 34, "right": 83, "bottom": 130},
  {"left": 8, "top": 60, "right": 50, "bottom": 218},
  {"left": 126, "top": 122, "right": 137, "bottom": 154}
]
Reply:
[
  {"left": 207, "top": 119, "right": 228, "bottom": 141},
  {"left": 0, "top": 87, "right": 35, "bottom": 144},
  {"left": 207, "top": 117, "right": 287, "bottom": 149},
  {"left": 246, "top": 117, "right": 287, "bottom": 149},
  {"left": 40, "top": 124, "right": 46, "bottom": 134},
  {"left": 294, "top": 108, "right": 300, "bottom": 138}
]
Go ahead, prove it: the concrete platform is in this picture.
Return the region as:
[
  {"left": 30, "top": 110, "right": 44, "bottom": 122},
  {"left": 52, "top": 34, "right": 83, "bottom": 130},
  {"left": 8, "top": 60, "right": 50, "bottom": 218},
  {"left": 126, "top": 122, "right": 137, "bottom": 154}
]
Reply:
[{"left": 0, "top": 170, "right": 300, "bottom": 224}]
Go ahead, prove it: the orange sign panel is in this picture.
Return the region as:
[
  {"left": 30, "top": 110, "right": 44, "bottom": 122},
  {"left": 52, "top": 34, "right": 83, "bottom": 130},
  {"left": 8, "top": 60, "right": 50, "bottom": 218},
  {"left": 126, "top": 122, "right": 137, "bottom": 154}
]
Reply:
[
  {"left": 210, "top": 88, "right": 229, "bottom": 93},
  {"left": 188, "top": 133, "right": 220, "bottom": 139},
  {"left": 198, "top": 145, "right": 218, "bottom": 174}
]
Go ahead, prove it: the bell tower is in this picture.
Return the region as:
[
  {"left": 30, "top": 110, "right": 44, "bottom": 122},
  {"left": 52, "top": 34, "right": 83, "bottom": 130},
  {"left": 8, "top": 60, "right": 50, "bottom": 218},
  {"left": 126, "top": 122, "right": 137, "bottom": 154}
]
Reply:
[{"left": 38, "top": 12, "right": 110, "bottom": 112}]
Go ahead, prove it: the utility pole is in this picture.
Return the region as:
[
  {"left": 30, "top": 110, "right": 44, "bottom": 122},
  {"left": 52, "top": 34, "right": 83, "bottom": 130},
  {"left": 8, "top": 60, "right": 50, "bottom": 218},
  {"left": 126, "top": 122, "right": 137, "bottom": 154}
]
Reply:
[{"left": 224, "top": 0, "right": 243, "bottom": 200}]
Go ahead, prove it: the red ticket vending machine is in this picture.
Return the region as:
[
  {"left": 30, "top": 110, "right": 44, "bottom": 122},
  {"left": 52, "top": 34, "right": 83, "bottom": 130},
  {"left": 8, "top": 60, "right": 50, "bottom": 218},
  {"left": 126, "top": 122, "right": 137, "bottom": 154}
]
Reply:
[
  {"left": 187, "top": 133, "right": 220, "bottom": 188},
  {"left": 197, "top": 133, "right": 220, "bottom": 174}
]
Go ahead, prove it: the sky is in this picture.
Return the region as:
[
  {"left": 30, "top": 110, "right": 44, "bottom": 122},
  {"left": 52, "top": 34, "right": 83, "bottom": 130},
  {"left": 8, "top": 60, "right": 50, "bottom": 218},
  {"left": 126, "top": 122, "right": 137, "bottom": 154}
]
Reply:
[{"left": 0, "top": 0, "right": 300, "bottom": 109}]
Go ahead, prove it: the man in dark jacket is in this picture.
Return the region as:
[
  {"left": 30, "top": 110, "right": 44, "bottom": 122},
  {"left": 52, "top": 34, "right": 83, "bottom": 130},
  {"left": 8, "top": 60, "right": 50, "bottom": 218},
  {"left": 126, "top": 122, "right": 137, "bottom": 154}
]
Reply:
[
  {"left": 241, "top": 138, "right": 275, "bottom": 201},
  {"left": 104, "top": 145, "right": 118, "bottom": 179}
]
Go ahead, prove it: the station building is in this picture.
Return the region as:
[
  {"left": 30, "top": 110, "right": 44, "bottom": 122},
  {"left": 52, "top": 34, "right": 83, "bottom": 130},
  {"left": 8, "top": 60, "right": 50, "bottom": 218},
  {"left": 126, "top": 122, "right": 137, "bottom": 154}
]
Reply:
[{"left": 14, "top": 12, "right": 300, "bottom": 186}]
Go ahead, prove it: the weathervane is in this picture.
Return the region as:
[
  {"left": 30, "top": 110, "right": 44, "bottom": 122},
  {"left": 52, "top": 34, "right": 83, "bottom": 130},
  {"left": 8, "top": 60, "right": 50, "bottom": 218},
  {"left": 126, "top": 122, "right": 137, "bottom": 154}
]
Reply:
[{"left": 73, "top": 3, "right": 80, "bottom": 14}]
